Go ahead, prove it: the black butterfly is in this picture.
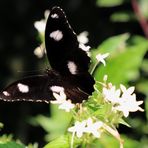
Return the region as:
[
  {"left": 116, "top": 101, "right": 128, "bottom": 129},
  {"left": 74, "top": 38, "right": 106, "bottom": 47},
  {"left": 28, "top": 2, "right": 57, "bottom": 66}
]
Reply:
[{"left": 0, "top": 6, "right": 94, "bottom": 103}]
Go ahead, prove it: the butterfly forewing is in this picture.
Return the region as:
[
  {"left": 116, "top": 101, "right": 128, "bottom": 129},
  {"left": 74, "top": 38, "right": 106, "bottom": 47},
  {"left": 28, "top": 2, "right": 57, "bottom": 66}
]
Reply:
[
  {"left": 45, "top": 7, "right": 90, "bottom": 75},
  {"left": 45, "top": 6, "right": 95, "bottom": 94}
]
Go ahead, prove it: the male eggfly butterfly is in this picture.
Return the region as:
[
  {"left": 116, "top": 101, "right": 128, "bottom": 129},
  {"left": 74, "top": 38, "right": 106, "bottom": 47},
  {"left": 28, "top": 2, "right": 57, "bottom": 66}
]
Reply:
[{"left": 0, "top": 6, "right": 94, "bottom": 103}]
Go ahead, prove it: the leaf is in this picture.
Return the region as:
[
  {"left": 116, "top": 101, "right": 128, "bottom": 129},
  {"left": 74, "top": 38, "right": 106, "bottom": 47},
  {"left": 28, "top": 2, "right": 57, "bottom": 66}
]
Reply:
[
  {"left": 92, "top": 37, "right": 148, "bottom": 85},
  {"left": 145, "top": 96, "right": 148, "bottom": 121},
  {"left": 96, "top": 0, "right": 124, "bottom": 7},
  {"left": 119, "top": 119, "right": 131, "bottom": 127},
  {"left": 136, "top": 80, "right": 148, "bottom": 95},
  {"left": 0, "top": 141, "right": 25, "bottom": 148},
  {"left": 30, "top": 105, "right": 72, "bottom": 140},
  {"left": 44, "top": 135, "right": 81, "bottom": 148},
  {"left": 90, "top": 33, "right": 130, "bottom": 72},
  {"left": 141, "top": 59, "right": 148, "bottom": 74},
  {"left": 110, "top": 11, "right": 135, "bottom": 22}
]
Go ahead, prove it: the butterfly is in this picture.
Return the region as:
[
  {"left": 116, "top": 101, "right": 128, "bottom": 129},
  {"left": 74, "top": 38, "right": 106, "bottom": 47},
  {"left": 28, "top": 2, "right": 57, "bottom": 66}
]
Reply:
[{"left": 0, "top": 6, "right": 94, "bottom": 104}]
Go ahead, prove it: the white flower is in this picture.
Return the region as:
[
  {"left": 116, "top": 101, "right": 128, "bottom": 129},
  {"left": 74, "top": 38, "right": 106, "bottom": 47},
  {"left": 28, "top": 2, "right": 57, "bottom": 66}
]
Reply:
[
  {"left": 77, "top": 31, "right": 89, "bottom": 44},
  {"left": 114, "top": 84, "right": 144, "bottom": 117},
  {"left": 68, "top": 120, "right": 87, "bottom": 138},
  {"left": 34, "top": 43, "right": 46, "bottom": 58},
  {"left": 115, "top": 96, "right": 144, "bottom": 117},
  {"left": 96, "top": 53, "right": 109, "bottom": 66},
  {"left": 85, "top": 118, "right": 103, "bottom": 138},
  {"left": 120, "top": 84, "right": 135, "bottom": 99},
  {"left": 102, "top": 83, "right": 144, "bottom": 117},
  {"left": 68, "top": 118, "right": 103, "bottom": 138},
  {"left": 34, "top": 10, "right": 50, "bottom": 33},
  {"left": 50, "top": 89, "right": 75, "bottom": 112},
  {"left": 59, "top": 99, "right": 75, "bottom": 112},
  {"left": 34, "top": 20, "right": 46, "bottom": 33},
  {"left": 103, "top": 84, "right": 121, "bottom": 104}
]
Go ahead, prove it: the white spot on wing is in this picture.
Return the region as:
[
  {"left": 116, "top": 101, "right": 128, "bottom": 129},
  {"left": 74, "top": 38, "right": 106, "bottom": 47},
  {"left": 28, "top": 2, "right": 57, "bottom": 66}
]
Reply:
[
  {"left": 51, "top": 13, "right": 59, "bottom": 18},
  {"left": 50, "top": 86, "right": 64, "bottom": 93},
  {"left": 3, "top": 91, "right": 10, "bottom": 96},
  {"left": 79, "top": 43, "right": 90, "bottom": 52},
  {"left": 67, "top": 61, "right": 77, "bottom": 75},
  {"left": 17, "top": 83, "right": 29, "bottom": 93},
  {"left": 49, "top": 30, "right": 63, "bottom": 41}
]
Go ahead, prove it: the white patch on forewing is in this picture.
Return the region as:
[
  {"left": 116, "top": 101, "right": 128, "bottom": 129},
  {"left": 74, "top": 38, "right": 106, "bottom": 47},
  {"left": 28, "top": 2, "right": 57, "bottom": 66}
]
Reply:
[
  {"left": 49, "top": 30, "right": 63, "bottom": 41},
  {"left": 51, "top": 13, "right": 59, "bottom": 18},
  {"left": 17, "top": 83, "right": 29, "bottom": 93},
  {"left": 50, "top": 86, "right": 64, "bottom": 93},
  {"left": 3, "top": 91, "right": 10, "bottom": 96},
  {"left": 79, "top": 43, "right": 90, "bottom": 52},
  {"left": 67, "top": 61, "right": 77, "bottom": 75}
]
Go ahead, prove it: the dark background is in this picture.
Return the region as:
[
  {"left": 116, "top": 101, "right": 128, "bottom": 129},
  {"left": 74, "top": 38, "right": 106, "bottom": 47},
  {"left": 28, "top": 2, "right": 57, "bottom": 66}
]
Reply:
[{"left": 0, "top": 0, "right": 144, "bottom": 147}]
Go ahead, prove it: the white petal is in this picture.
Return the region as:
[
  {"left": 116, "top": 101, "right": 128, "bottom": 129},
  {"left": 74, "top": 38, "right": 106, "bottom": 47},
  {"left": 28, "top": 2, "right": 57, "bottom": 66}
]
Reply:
[
  {"left": 96, "top": 53, "right": 109, "bottom": 66},
  {"left": 59, "top": 100, "right": 75, "bottom": 112}
]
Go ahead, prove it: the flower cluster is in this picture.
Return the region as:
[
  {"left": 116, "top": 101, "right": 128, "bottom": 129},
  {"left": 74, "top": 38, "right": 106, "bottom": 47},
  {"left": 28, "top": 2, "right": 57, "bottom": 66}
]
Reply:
[
  {"left": 68, "top": 118, "right": 103, "bottom": 138},
  {"left": 103, "top": 82, "right": 144, "bottom": 117},
  {"left": 34, "top": 10, "right": 144, "bottom": 147}
]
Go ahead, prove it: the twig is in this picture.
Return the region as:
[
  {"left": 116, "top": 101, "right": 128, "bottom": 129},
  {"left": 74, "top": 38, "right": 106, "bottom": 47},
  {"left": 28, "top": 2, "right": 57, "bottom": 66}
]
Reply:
[{"left": 131, "top": 0, "right": 148, "bottom": 38}]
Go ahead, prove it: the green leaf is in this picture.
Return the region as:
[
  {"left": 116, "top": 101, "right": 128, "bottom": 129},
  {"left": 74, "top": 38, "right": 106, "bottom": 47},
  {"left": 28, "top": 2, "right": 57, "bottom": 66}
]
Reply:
[
  {"left": 30, "top": 105, "right": 72, "bottom": 140},
  {"left": 119, "top": 119, "right": 131, "bottom": 127},
  {"left": 136, "top": 80, "right": 148, "bottom": 95},
  {"left": 96, "top": 0, "right": 124, "bottom": 7},
  {"left": 145, "top": 96, "right": 148, "bottom": 121},
  {"left": 44, "top": 135, "right": 81, "bottom": 148},
  {"left": 90, "top": 34, "right": 130, "bottom": 74},
  {"left": 141, "top": 59, "right": 148, "bottom": 74},
  {"left": 92, "top": 37, "right": 148, "bottom": 85},
  {"left": 90, "top": 33, "right": 130, "bottom": 72},
  {"left": 0, "top": 141, "right": 25, "bottom": 148},
  {"left": 122, "top": 135, "right": 141, "bottom": 148},
  {"left": 110, "top": 11, "right": 135, "bottom": 22}
]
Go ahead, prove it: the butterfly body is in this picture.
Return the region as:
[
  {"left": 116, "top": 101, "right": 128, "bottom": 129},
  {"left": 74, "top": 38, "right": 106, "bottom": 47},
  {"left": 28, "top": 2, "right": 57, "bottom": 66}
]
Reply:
[{"left": 0, "top": 6, "right": 94, "bottom": 103}]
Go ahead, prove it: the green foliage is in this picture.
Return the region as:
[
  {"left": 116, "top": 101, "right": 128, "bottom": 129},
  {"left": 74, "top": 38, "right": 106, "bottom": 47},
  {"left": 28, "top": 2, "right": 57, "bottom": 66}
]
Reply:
[
  {"left": 90, "top": 34, "right": 148, "bottom": 86},
  {"left": 96, "top": 0, "right": 148, "bottom": 23},
  {"left": 30, "top": 105, "right": 72, "bottom": 141},
  {"left": 44, "top": 135, "right": 81, "bottom": 148},
  {"left": 0, "top": 134, "right": 25, "bottom": 148},
  {"left": 110, "top": 11, "right": 135, "bottom": 22},
  {"left": 96, "top": 0, "right": 124, "bottom": 7},
  {"left": 0, "top": 141, "right": 25, "bottom": 148}
]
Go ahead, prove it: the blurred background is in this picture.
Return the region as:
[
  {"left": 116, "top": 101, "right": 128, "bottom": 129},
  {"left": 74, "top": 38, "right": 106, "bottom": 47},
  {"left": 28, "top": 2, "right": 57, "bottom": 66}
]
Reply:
[{"left": 0, "top": 0, "right": 148, "bottom": 147}]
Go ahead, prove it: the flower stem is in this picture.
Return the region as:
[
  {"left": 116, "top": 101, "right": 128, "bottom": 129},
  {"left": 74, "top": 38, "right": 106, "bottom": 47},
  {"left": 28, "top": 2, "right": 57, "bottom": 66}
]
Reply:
[
  {"left": 103, "top": 124, "right": 124, "bottom": 148},
  {"left": 90, "top": 62, "right": 99, "bottom": 75}
]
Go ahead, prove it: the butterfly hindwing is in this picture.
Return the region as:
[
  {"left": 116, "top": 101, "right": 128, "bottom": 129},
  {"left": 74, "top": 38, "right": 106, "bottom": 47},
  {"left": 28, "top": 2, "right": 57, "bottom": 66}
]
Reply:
[{"left": 0, "top": 70, "right": 88, "bottom": 103}]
